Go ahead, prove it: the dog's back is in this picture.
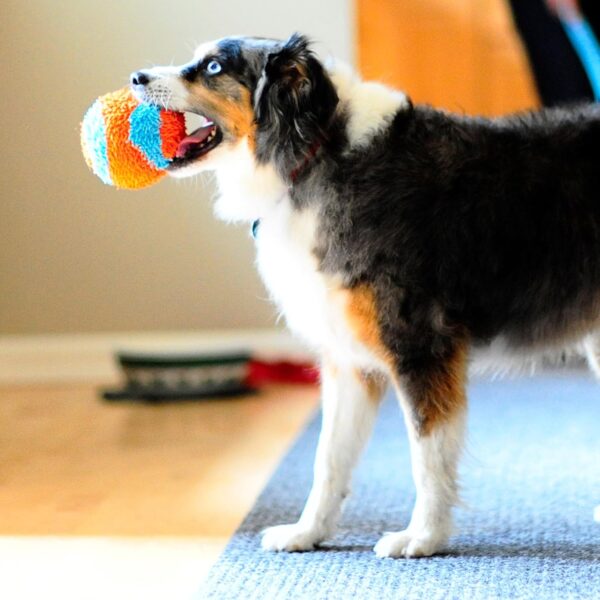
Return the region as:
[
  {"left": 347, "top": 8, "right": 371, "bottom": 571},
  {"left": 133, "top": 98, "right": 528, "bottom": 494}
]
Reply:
[{"left": 315, "top": 103, "right": 600, "bottom": 355}]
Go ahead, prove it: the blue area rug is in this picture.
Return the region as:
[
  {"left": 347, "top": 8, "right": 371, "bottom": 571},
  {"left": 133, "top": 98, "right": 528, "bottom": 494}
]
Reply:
[{"left": 198, "top": 374, "right": 600, "bottom": 599}]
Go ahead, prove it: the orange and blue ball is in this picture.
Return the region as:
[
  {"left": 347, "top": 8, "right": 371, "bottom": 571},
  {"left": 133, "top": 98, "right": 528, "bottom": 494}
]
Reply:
[{"left": 80, "top": 87, "right": 186, "bottom": 190}]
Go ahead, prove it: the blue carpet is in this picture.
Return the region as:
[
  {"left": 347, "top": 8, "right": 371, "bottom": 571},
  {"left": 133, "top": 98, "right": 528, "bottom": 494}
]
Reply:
[{"left": 198, "top": 374, "right": 600, "bottom": 599}]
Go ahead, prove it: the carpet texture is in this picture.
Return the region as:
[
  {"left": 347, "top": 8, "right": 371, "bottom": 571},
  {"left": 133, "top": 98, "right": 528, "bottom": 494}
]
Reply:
[{"left": 198, "top": 374, "right": 600, "bottom": 599}]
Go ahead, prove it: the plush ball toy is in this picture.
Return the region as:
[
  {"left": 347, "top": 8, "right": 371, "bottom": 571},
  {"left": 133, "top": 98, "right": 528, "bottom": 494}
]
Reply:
[{"left": 80, "top": 87, "right": 186, "bottom": 190}]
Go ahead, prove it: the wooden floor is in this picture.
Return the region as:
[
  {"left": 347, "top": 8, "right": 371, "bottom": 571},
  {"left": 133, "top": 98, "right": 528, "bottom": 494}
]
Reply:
[{"left": 0, "top": 380, "right": 318, "bottom": 599}]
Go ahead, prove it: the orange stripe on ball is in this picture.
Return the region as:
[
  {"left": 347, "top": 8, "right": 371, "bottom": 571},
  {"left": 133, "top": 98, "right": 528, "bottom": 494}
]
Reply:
[{"left": 101, "top": 88, "right": 165, "bottom": 190}]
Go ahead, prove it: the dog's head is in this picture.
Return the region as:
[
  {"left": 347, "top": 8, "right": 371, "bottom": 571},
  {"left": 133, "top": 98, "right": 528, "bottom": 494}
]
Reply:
[{"left": 130, "top": 34, "right": 339, "bottom": 179}]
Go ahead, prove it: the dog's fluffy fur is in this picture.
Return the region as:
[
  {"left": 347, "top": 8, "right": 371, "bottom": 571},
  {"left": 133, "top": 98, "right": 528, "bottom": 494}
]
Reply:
[{"left": 132, "top": 34, "right": 600, "bottom": 557}]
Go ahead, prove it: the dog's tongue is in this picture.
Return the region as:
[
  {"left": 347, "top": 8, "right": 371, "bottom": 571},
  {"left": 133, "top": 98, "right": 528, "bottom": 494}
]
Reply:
[{"left": 176, "top": 123, "right": 214, "bottom": 158}]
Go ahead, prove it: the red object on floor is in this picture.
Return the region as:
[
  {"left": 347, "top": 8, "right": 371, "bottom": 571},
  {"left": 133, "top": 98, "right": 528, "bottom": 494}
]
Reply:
[{"left": 246, "top": 359, "right": 320, "bottom": 386}]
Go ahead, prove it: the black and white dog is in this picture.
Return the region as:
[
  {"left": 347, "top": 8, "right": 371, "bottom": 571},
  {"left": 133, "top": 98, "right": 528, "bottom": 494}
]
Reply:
[{"left": 131, "top": 34, "right": 600, "bottom": 557}]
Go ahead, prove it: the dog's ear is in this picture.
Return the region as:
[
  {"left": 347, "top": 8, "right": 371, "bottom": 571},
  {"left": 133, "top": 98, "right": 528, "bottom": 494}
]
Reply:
[
  {"left": 255, "top": 33, "right": 338, "bottom": 162},
  {"left": 263, "top": 33, "right": 312, "bottom": 94}
]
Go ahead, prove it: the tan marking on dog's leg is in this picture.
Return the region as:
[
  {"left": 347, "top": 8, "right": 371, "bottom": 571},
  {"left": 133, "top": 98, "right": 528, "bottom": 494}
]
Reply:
[
  {"left": 342, "top": 283, "right": 395, "bottom": 367},
  {"left": 404, "top": 341, "right": 468, "bottom": 436},
  {"left": 375, "top": 342, "right": 468, "bottom": 559},
  {"left": 353, "top": 368, "right": 387, "bottom": 405},
  {"left": 262, "top": 359, "right": 384, "bottom": 552}
]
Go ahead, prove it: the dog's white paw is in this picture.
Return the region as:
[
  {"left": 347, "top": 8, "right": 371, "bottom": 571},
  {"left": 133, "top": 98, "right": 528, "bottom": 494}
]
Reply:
[
  {"left": 374, "top": 530, "right": 446, "bottom": 558},
  {"left": 261, "top": 523, "right": 324, "bottom": 552}
]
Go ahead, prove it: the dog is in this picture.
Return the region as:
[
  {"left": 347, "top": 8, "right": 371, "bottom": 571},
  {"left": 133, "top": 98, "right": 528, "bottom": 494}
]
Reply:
[{"left": 131, "top": 33, "right": 600, "bottom": 557}]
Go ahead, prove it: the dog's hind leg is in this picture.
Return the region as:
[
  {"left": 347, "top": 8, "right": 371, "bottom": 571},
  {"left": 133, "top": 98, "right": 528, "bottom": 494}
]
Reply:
[
  {"left": 583, "top": 333, "right": 600, "bottom": 379},
  {"left": 261, "top": 362, "right": 386, "bottom": 552},
  {"left": 583, "top": 334, "right": 600, "bottom": 522},
  {"left": 375, "top": 341, "right": 468, "bottom": 558}
]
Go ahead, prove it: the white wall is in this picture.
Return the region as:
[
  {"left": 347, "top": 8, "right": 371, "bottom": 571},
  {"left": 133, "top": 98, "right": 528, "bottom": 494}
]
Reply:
[{"left": 0, "top": 0, "right": 353, "bottom": 334}]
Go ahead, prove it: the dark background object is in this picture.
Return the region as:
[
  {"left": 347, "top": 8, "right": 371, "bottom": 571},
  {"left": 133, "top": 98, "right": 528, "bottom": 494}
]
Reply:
[
  {"left": 508, "top": 0, "right": 600, "bottom": 105},
  {"left": 102, "top": 351, "right": 255, "bottom": 402}
]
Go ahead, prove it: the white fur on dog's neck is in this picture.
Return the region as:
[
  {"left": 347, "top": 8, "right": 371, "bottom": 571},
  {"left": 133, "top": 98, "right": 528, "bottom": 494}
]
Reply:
[
  {"left": 212, "top": 138, "right": 287, "bottom": 223},
  {"left": 211, "top": 61, "right": 409, "bottom": 223},
  {"left": 326, "top": 59, "right": 410, "bottom": 147}
]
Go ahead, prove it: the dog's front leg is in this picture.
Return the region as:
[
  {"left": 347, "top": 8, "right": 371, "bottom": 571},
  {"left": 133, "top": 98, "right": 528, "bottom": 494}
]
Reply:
[
  {"left": 261, "top": 362, "right": 384, "bottom": 552},
  {"left": 374, "top": 344, "right": 467, "bottom": 558}
]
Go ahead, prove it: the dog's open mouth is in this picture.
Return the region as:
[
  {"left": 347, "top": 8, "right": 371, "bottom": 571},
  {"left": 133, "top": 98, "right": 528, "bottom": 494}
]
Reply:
[{"left": 169, "top": 114, "right": 223, "bottom": 168}]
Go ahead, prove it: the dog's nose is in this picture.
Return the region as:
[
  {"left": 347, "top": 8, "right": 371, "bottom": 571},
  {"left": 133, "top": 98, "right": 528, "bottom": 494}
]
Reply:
[{"left": 130, "top": 71, "right": 151, "bottom": 86}]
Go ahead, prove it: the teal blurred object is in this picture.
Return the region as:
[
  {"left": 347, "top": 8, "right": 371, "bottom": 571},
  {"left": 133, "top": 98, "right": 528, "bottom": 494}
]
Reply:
[{"left": 560, "top": 13, "right": 600, "bottom": 101}]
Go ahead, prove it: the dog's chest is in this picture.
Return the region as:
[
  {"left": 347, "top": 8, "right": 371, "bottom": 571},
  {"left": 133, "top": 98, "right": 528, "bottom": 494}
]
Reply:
[
  {"left": 255, "top": 205, "right": 331, "bottom": 346},
  {"left": 255, "top": 204, "right": 377, "bottom": 366}
]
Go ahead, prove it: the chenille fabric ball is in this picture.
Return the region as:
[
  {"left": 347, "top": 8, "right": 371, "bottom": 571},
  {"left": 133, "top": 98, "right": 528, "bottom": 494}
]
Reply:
[{"left": 80, "top": 87, "right": 185, "bottom": 190}]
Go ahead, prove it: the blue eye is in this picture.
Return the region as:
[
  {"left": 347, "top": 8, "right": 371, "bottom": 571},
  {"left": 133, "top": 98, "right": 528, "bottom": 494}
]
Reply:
[{"left": 206, "top": 60, "right": 222, "bottom": 75}]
